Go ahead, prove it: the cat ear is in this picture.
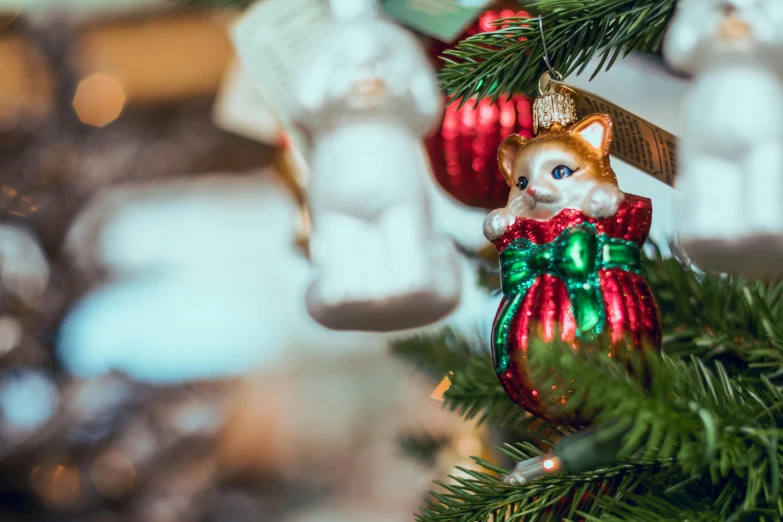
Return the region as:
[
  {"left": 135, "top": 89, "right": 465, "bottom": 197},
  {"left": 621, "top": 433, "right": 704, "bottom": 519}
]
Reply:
[
  {"left": 571, "top": 114, "right": 613, "bottom": 155},
  {"left": 498, "top": 134, "right": 529, "bottom": 186}
]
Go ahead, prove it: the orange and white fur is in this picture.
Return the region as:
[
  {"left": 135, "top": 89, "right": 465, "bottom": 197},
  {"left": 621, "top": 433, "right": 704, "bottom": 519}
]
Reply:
[
  {"left": 483, "top": 114, "right": 624, "bottom": 241},
  {"left": 664, "top": 0, "right": 783, "bottom": 276}
]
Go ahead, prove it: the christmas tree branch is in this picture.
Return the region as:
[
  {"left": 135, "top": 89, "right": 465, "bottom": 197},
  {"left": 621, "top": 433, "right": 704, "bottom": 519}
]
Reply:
[
  {"left": 417, "top": 441, "right": 681, "bottom": 522},
  {"left": 391, "top": 329, "right": 477, "bottom": 381},
  {"left": 439, "top": 0, "right": 677, "bottom": 101},
  {"left": 410, "top": 251, "right": 783, "bottom": 521},
  {"left": 392, "top": 330, "right": 549, "bottom": 429},
  {"left": 532, "top": 342, "right": 782, "bottom": 494},
  {"left": 584, "top": 487, "right": 723, "bottom": 522},
  {"left": 419, "top": 343, "right": 783, "bottom": 521},
  {"left": 443, "top": 356, "right": 532, "bottom": 429},
  {"left": 644, "top": 253, "right": 783, "bottom": 382}
]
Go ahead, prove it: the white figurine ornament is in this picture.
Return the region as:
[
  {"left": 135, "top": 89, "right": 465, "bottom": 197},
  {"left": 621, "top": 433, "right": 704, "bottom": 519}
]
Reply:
[
  {"left": 664, "top": 0, "right": 783, "bottom": 276},
  {"left": 289, "top": 0, "right": 461, "bottom": 332}
]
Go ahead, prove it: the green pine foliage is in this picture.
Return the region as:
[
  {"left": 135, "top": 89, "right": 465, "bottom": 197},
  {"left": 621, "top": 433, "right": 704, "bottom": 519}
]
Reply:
[
  {"left": 642, "top": 249, "right": 783, "bottom": 381},
  {"left": 398, "top": 249, "right": 783, "bottom": 522},
  {"left": 443, "top": 355, "right": 531, "bottom": 428},
  {"left": 440, "top": 0, "right": 677, "bottom": 101},
  {"left": 391, "top": 329, "right": 475, "bottom": 380},
  {"left": 393, "top": 331, "right": 529, "bottom": 428}
]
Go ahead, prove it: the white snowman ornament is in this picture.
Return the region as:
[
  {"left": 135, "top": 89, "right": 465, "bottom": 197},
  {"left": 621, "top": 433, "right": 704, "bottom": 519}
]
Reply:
[
  {"left": 664, "top": 0, "right": 783, "bottom": 276},
  {"left": 289, "top": 0, "right": 461, "bottom": 331}
]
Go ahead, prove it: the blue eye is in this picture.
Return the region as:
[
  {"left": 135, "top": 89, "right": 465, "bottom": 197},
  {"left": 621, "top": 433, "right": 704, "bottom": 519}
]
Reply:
[
  {"left": 552, "top": 165, "right": 576, "bottom": 180},
  {"left": 516, "top": 176, "right": 528, "bottom": 190}
]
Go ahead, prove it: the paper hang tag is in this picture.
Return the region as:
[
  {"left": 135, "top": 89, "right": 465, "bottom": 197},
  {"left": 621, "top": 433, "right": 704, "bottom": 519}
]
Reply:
[
  {"left": 383, "top": 0, "right": 492, "bottom": 43},
  {"left": 213, "top": 60, "right": 311, "bottom": 192},
  {"left": 231, "top": 0, "right": 331, "bottom": 189},
  {"left": 541, "top": 74, "right": 678, "bottom": 188},
  {"left": 213, "top": 59, "right": 281, "bottom": 145}
]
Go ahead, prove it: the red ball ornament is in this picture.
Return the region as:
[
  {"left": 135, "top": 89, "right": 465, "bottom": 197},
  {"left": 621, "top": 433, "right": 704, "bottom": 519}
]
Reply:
[
  {"left": 426, "top": 95, "right": 534, "bottom": 209},
  {"left": 425, "top": 8, "right": 534, "bottom": 210}
]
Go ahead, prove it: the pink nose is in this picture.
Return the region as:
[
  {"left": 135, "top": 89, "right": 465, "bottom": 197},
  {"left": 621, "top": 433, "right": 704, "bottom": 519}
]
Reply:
[{"left": 527, "top": 186, "right": 537, "bottom": 196}]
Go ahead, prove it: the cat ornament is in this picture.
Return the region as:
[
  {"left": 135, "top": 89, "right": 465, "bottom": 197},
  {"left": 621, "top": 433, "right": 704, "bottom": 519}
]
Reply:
[
  {"left": 664, "top": 0, "right": 783, "bottom": 276},
  {"left": 288, "top": 0, "right": 461, "bottom": 332},
  {"left": 483, "top": 92, "right": 662, "bottom": 425}
]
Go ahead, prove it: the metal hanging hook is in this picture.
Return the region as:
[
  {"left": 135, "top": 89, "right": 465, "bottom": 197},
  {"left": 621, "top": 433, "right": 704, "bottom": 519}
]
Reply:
[{"left": 538, "top": 15, "right": 563, "bottom": 83}]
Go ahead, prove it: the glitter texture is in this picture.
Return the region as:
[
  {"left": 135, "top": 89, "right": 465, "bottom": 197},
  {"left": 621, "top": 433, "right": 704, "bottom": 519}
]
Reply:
[
  {"left": 426, "top": 94, "right": 534, "bottom": 209},
  {"left": 425, "top": 9, "right": 533, "bottom": 210},
  {"left": 490, "top": 194, "right": 662, "bottom": 425}
]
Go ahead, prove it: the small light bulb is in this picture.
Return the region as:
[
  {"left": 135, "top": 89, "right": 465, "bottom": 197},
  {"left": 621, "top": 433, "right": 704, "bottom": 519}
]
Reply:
[{"left": 503, "top": 455, "right": 561, "bottom": 485}]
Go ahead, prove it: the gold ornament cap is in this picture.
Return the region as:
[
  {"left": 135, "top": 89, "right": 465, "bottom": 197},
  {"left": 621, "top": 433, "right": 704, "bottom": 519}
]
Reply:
[{"left": 533, "top": 93, "right": 577, "bottom": 134}]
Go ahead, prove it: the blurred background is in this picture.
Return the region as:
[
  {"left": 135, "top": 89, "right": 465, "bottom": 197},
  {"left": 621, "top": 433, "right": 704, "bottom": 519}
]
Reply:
[
  {"left": 0, "top": 0, "right": 680, "bottom": 520},
  {"left": 0, "top": 2, "right": 500, "bottom": 521}
]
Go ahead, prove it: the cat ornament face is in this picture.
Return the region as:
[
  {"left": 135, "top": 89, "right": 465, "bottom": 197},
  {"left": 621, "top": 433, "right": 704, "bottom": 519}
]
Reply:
[{"left": 483, "top": 112, "right": 625, "bottom": 241}]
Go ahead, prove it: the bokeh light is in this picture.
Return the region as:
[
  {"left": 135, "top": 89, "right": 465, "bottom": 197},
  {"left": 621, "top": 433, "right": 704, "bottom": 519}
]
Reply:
[
  {"left": 73, "top": 73, "right": 126, "bottom": 127},
  {"left": 0, "top": 316, "right": 22, "bottom": 355},
  {"left": 454, "top": 433, "right": 483, "bottom": 457},
  {"left": 0, "top": 371, "right": 59, "bottom": 436},
  {"left": 90, "top": 451, "right": 136, "bottom": 499},
  {"left": 31, "top": 458, "right": 81, "bottom": 508}
]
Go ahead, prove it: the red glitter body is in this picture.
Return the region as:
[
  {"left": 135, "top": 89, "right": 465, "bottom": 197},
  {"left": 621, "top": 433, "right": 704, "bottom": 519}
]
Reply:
[{"left": 491, "top": 194, "right": 662, "bottom": 424}]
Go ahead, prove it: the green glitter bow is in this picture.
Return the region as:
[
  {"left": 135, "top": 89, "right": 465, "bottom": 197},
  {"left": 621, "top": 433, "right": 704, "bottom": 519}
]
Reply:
[
  {"left": 501, "top": 225, "right": 642, "bottom": 337},
  {"left": 493, "top": 225, "right": 644, "bottom": 373}
]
